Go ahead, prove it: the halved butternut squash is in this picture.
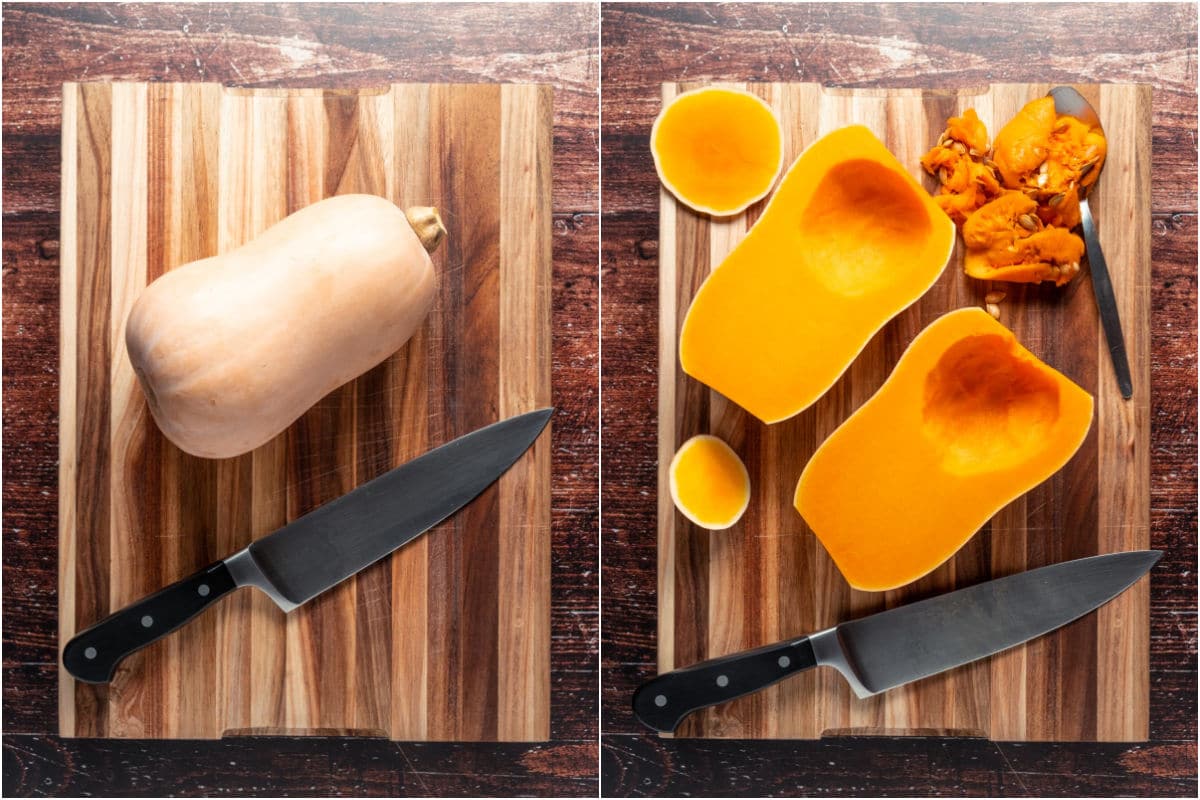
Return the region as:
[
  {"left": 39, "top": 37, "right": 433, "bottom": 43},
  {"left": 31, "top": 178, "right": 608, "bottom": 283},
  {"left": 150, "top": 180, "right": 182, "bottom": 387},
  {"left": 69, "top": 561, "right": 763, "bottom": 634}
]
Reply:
[
  {"left": 651, "top": 87, "right": 783, "bottom": 216},
  {"left": 794, "top": 307, "right": 1094, "bottom": 591},
  {"left": 680, "top": 125, "right": 956, "bottom": 423},
  {"left": 669, "top": 435, "right": 750, "bottom": 530}
]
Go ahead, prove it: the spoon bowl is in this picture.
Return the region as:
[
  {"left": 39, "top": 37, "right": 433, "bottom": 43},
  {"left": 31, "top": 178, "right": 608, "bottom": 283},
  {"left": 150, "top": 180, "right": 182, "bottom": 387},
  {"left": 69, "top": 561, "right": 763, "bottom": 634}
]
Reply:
[
  {"left": 1046, "top": 85, "right": 1131, "bottom": 399},
  {"left": 1048, "top": 86, "right": 1105, "bottom": 195}
]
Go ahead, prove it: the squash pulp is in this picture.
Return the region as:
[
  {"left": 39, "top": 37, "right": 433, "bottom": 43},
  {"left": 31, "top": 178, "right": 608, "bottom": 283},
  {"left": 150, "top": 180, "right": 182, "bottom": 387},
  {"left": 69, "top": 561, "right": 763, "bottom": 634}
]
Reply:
[
  {"left": 794, "top": 307, "right": 1094, "bottom": 591},
  {"left": 680, "top": 125, "right": 956, "bottom": 424}
]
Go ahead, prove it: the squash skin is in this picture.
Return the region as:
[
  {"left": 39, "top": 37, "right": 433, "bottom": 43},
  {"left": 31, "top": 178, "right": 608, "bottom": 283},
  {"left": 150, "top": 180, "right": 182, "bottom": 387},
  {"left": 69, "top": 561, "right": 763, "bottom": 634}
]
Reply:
[
  {"left": 680, "top": 125, "right": 956, "bottom": 424},
  {"left": 794, "top": 308, "right": 1094, "bottom": 592},
  {"left": 126, "top": 194, "right": 437, "bottom": 459}
]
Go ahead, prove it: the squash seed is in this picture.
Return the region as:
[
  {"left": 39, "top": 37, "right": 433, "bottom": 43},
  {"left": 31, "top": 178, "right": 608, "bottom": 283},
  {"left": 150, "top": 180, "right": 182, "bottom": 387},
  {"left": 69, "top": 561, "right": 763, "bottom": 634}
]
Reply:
[
  {"left": 1049, "top": 192, "right": 1066, "bottom": 207},
  {"left": 1079, "top": 162, "right": 1096, "bottom": 180},
  {"left": 1018, "top": 213, "right": 1038, "bottom": 231},
  {"left": 986, "top": 302, "right": 1001, "bottom": 319},
  {"left": 950, "top": 140, "right": 968, "bottom": 155},
  {"left": 969, "top": 147, "right": 985, "bottom": 158},
  {"left": 938, "top": 167, "right": 951, "bottom": 183},
  {"left": 985, "top": 290, "right": 1007, "bottom": 304}
]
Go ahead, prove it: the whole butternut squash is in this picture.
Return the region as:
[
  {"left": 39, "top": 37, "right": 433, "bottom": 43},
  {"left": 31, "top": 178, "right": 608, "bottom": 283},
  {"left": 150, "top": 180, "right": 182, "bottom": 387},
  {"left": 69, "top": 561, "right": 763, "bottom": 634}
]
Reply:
[{"left": 125, "top": 194, "right": 444, "bottom": 459}]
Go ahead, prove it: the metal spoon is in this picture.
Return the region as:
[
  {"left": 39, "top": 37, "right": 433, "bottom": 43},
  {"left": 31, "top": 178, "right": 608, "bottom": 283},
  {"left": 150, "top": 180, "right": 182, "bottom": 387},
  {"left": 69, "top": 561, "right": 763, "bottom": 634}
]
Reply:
[{"left": 1048, "top": 86, "right": 1132, "bottom": 399}]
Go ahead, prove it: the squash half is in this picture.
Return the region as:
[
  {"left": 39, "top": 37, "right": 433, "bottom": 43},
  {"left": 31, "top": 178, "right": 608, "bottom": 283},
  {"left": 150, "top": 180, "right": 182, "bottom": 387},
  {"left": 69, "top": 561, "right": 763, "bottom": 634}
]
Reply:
[
  {"left": 680, "top": 125, "right": 956, "bottom": 423},
  {"left": 794, "top": 307, "right": 1094, "bottom": 591}
]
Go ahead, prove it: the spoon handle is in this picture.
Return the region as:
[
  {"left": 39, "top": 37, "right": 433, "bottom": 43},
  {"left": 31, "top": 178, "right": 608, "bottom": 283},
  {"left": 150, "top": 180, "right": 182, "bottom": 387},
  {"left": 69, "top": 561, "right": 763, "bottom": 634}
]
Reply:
[{"left": 1080, "top": 197, "right": 1133, "bottom": 399}]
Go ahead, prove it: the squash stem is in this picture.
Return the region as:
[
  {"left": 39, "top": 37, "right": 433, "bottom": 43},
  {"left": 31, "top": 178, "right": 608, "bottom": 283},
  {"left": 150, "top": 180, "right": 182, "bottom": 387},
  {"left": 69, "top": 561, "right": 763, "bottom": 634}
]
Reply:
[{"left": 405, "top": 206, "right": 447, "bottom": 254}]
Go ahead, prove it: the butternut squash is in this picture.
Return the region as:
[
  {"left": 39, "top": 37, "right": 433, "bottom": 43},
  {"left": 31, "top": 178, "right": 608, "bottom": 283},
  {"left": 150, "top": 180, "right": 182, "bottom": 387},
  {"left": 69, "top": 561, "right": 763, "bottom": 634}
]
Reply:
[
  {"left": 669, "top": 435, "right": 750, "bottom": 530},
  {"left": 651, "top": 87, "right": 783, "bottom": 216},
  {"left": 795, "top": 307, "right": 1094, "bottom": 591},
  {"left": 125, "top": 194, "right": 444, "bottom": 459},
  {"left": 680, "top": 125, "right": 956, "bottom": 424}
]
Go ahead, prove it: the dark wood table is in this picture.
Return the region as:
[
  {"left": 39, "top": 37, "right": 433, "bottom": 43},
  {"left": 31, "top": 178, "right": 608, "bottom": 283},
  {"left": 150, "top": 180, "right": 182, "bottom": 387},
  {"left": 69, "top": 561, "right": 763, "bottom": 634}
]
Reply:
[
  {"left": 2, "top": 3, "right": 598, "bottom": 795},
  {"left": 600, "top": 3, "right": 1197, "bottom": 796}
]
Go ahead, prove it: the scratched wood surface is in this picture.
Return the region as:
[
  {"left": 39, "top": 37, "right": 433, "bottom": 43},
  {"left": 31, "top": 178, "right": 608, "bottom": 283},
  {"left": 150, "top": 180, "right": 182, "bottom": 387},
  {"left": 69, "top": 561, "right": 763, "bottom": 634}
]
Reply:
[
  {"left": 58, "top": 81, "right": 552, "bottom": 742},
  {"left": 656, "top": 81, "right": 1150, "bottom": 742},
  {"left": 602, "top": 3, "right": 1195, "bottom": 796}
]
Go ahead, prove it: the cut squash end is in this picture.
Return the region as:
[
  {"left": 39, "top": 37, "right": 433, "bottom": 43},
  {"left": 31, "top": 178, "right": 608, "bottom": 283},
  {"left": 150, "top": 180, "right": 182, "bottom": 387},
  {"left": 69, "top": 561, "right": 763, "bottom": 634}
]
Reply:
[
  {"left": 669, "top": 434, "right": 751, "bottom": 530},
  {"left": 651, "top": 86, "right": 783, "bottom": 217}
]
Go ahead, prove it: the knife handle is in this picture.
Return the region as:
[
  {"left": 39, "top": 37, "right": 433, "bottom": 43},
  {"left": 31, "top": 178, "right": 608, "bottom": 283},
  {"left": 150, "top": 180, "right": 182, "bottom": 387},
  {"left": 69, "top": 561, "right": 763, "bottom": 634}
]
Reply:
[
  {"left": 62, "top": 560, "right": 237, "bottom": 684},
  {"left": 632, "top": 636, "right": 817, "bottom": 732}
]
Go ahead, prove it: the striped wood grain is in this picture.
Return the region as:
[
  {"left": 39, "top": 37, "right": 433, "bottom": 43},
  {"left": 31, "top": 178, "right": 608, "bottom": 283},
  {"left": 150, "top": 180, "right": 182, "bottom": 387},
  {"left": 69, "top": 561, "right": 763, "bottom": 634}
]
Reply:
[
  {"left": 657, "top": 83, "right": 1152, "bottom": 742},
  {"left": 59, "top": 82, "right": 552, "bottom": 741}
]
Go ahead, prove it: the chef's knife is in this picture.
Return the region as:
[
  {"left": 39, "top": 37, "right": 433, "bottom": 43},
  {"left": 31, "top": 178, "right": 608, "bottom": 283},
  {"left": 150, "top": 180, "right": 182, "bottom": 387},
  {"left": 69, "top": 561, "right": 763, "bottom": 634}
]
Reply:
[
  {"left": 633, "top": 550, "right": 1159, "bottom": 732},
  {"left": 63, "top": 408, "right": 553, "bottom": 683}
]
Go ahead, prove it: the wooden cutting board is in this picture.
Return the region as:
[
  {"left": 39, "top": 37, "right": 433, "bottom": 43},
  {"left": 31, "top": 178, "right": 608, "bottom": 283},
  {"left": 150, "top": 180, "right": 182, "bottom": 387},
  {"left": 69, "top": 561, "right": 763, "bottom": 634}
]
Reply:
[
  {"left": 657, "top": 83, "right": 1151, "bottom": 741},
  {"left": 58, "top": 82, "right": 552, "bottom": 741}
]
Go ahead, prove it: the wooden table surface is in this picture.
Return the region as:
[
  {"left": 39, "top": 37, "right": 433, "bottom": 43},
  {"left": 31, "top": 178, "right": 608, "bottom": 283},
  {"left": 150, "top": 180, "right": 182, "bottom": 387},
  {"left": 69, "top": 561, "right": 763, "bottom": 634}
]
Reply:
[
  {"left": 2, "top": 3, "right": 597, "bottom": 795},
  {"left": 601, "top": 3, "right": 1197, "bottom": 796}
]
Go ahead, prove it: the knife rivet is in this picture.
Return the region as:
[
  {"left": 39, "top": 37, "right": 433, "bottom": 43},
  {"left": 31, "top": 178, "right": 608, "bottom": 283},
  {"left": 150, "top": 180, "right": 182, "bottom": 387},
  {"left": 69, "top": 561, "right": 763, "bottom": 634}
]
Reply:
[
  {"left": 141, "top": 615, "right": 153, "bottom": 628},
  {"left": 84, "top": 647, "right": 97, "bottom": 660},
  {"left": 716, "top": 674, "right": 729, "bottom": 687},
  {"left": 778, "top": 655, "right": 791, "bottom": 668},
  {"left": 198, "top": 583, "right": 210, "bottom": 597},
  {"left": 654, "top": 695, "right": 667, "bottom": 707}
]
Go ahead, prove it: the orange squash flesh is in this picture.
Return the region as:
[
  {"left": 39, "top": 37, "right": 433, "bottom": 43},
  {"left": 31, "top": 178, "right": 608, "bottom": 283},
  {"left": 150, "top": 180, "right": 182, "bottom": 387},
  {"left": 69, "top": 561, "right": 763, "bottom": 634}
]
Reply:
[
  {"left": 962, "top": 191, "right": 1084, "bottom": 286},
  {"left": 919, "top": 109, "right": 1002, "bottom": 225},
  {"left": 651, "top": 87, "right": 783, "bottom": 216},
  {"left": 669, "top": 435, "right": 751, "bottom": 530},
  {"left": 680, "top": 125, "right": 956, "bottom": 424},
  {"left": 991, "top": 95, "right": 1106, "bottom": 252},
  {"left": 795, "top": 307, "right": 1094, "bottom": 592}
]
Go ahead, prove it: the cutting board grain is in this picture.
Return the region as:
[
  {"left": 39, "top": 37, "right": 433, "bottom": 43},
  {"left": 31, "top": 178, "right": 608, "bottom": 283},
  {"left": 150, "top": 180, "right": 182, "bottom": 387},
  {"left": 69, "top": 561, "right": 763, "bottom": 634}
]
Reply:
[
  {"left": 657, "top": 83, "right": 1151, "bottom": 742},
  {"left": 59, "top": 81, "right": 552, "bottom": 741}
]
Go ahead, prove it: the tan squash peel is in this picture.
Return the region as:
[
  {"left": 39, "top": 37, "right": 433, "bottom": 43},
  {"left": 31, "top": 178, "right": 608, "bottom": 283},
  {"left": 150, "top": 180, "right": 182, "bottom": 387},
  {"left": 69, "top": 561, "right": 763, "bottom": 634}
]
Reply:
[{"left": 127, "top": 194, "right": 439, "bottom": 459}]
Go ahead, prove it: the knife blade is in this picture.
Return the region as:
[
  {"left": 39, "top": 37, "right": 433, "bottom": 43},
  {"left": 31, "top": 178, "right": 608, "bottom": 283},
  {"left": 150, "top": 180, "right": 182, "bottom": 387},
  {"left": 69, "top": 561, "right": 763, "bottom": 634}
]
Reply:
[
  {"left": 633, "top": 550, "right": 1159, "bottom": 732},
  {"left": 63, "top": 407, "right": 553, "bottom": 683}
]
